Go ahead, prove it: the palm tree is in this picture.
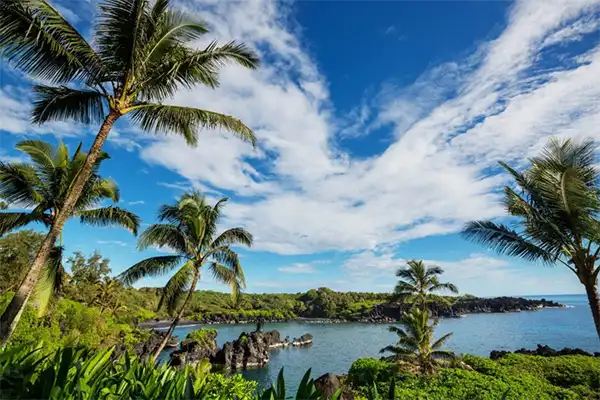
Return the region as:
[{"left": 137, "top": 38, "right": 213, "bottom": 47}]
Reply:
[
  {"left": 0, "top": 0, "right": 258, "bottom": 344},
  {"left": 380, "top": 308, "right": 455, "bottom": 375},
  {"left": 394, "top": 260, "right": 458, "bottom": 310},
  {"left": 462, "top": 137, "right": 600, "bottom": 343},
  {"left": 0, "top": 140, "right": 139, "bottom": 327},
  {"left": 94, "top": 277, "right": 121, "bottom": 312},
  {"left": 119, "top": 190, "right": 252, "bottom": 361}
]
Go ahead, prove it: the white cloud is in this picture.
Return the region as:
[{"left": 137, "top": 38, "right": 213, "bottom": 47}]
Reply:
[
  {"left": 0, "top": 86, "right": 85, "bottom": 138},
  {"left": 278, "top": 263, "right": 318, "bottom": 274},
  {"left": 137, "top": 0, "right": 600, "bottom": 262},
  {"left": 97, "top": 240, "right": 128, "bottom": 247},
  {"left": 127, "top": 200, "right": 145, "bottom": 205}
]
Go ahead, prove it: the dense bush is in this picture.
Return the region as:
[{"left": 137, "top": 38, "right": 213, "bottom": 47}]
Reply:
[
  {"left": 349, "top": 355, "right": 600, "bottom": 400},
  {"left": 0, "top": 344, "right": 258, "bottom": 400},
  {"left": 348, "top": 358, "right": 395, "bottom": 387}
]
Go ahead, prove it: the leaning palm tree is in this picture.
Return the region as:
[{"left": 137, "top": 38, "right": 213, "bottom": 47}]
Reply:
[
  {"left": 0, "top": 0, "right": 258, "bottom": 343},
  {"left": 0, "top": 140, "right": 139, "bottom": 323},
  {"left": 462, "top": 137, "right": 600, "bottom": 343},
  {"left": 394, "top": 260, "right": 458, "bottom": 310},
  {"left": 119, "top": 190, "right": 252, "bottom": 361},
  {"left": 380, "top": 308, "right": 454, "bottom": 375}
]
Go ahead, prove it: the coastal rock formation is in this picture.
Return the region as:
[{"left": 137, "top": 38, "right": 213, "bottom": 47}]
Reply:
[
  {"left": 169, "top": 329, "right": 219, "bottom": 367},
  {"left": 127, "top": 330, "right": 178, "bottom": 360},
  {"left": 366, "top": 297, "right": 564, "bottom": 322},
  {"left": 213, "top": 330, "right": 274, "bottom": 369},
  {"left": 490, "top": 344, "right": 600, "bottom": 360},
  {"left": 292, "top": 333, "right": 313, "bottom": 346},
  {"left": 314, "top": 373, "right": 355, "bottom": 400}
]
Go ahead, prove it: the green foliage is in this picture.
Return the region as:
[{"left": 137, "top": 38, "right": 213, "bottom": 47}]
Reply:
[
  {"left": 348, "top": 358, "right": 394, "bottom": 387},
  {"left": 0, "top": 344, "right": 257, "bottom": 400},
  {"left": 0, "top": 230, "right": 45, "bottom": 292},
  {"left": 185, "top": 328, "right": 218, "bottom": 348},
  {"left": 394, "top": 260, "right": 458, "bottom": 309},
  {"left": 351, "top": 354, "right": 600, "bottom": 400},
  {"left": 257, "top": 368, "right": 341, "bottom": 400}
]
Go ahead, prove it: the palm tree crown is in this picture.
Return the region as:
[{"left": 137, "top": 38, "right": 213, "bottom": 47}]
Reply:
[
  {"left": 394, "top": 260, "right": 458, "bottom": 309},
  {"left": 0, "top": 140, "right": 139, "bottom": 236},
  {"left": 119, "top": 190, "right": 252, "bottom": 360},
  {"left": 380, "top": 308, "right": 455, "bottom": 375},
  {"left": 0, "top": 0, "right": 259, "bottom": 145},
  {"left": 462, "top": 137, "right": 600, "bottom": 342},
  {"left": 0, "top": 140, "right": 139, "bottom": 315}
]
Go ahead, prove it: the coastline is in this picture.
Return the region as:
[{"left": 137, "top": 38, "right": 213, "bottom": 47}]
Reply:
[{"left": 137, "top": 303, "right": 568, "bottom": 330}]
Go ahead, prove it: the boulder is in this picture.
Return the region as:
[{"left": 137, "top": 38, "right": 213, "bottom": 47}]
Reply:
[
  {"left": 490, "top": 344, "right": 598, "bottom": 359},
  {"left": 292, "top": 333, "right": 313, "bottom": 346},
  {"left": 169, "top": 329, "right": 218, "bottom": 367},
  {"left": 213, "top": 330, "right": 274, "bottom": 369},
  {"left": 314, "top": 373, "right": 354, "bottom": 400}
]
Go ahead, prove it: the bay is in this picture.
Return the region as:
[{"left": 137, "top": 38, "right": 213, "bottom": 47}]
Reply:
[{"left": 160, "top": 294, "right": 598, "bottom": 390}]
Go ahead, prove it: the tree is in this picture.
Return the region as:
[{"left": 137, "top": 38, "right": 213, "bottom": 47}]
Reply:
[
  {"left": 69, "top": 251, "right": 112, "bottom": 286},
  {"left": 380, "top": 308, "right": 455, "bottom": 375},
  {"left": 462, "top": 137, "right": 600, "bottom": 343},
  {"left": 394, "top": 260, "right": 458, "bottom": 310},
  {"left": 0, "top": 140, "right": 139, "bottom": 339},
  {"left": 0, "top": 0, "right": 259, "bottom": 344},
  {"left": 0, "top": 231, "right": 45, "bottom": 292},
  {"left": 93, "top": 277, "right": 121, "bottom": 312},
  {"left": 119, "top": 190, "right": 252, "bottom": 361}
]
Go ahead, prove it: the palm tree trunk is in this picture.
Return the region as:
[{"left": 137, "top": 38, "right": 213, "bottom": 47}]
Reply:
[
  {"left": 583, "top": 279, "right": 600, "bottom": 343},
  {"left": 151, "top": 270, "right": 200, "bottom": 362},
  {"left": 0, "top": 111, "right": 120, "bottom": 346}
]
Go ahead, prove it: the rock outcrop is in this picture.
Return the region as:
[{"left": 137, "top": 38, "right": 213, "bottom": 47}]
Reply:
[
  {"left": 490, "top": 344, "right": 600, "bottom": 360},
  {"left": 213, "top": 330, "right": 273, "bottom": 369},
  {"left": 169, "top": 329, "right": 219, "bottom": 367},
  {"left": 126, "top": 330, "right": 178, "bottom": 360},
  {"left": 314, "top": 373, "right": 354, "bottom": 400}
]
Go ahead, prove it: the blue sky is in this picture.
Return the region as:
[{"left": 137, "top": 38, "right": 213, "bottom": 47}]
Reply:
[{"left": 1, "top": 0, "right": 600, "bottom": 296}]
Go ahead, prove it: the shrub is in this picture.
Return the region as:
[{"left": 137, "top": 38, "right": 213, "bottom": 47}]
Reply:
[{"left": 348, "top": 358, "right": 394, "bottom": 387}]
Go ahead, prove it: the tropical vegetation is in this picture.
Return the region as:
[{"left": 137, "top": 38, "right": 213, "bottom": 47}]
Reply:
[
  {"left": 379, "top": 308, "right": 455, "bottom": 375},
  {"left": 462, "top": 137, "right": 600, "bottom": 342},
  {"left": 393, "top": 260, "right": 458, "bottom": 309},
  {"left": 120, "top": 191, "right": 253, "bottom": 360},
  {"left": 0, "top": 0, "right": 258, "bottom": 345},
  {"left": 0, "top": 140, "right": 139, "bottom": 336}
]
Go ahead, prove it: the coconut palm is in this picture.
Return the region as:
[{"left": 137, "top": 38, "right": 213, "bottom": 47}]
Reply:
[
  {"left": 119, "top": 190, "right": 252, "bottom": 361},
  {"left": 380, "top": 308, "right": 455, "bottom": 375},
  {"left": 462, "top": 138, "right": 600, "bottom": 343},
  {"left": 0, "top": 0, "right": 258, "bottom": 343},
  {"left": 93, "top": 277, "right": 121, "bottom": 312},
  {"left": 394, "top": 260, "right": 458, "bottom": 310},
  {"left": 0, "top": 140, "right": 139, "bottom": 323}
]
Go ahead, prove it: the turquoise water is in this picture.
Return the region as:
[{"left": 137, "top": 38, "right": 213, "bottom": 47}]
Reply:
[{"left": 160, "top": 295, "right": 598, "bottom": 389}]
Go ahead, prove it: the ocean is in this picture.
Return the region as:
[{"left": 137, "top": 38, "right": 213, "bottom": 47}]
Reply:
[{"left": 161, "top": 294, "right": 598, "bottom": 390}]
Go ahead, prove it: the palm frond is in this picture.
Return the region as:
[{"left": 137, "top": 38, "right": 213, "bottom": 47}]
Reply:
[
  {"left": 126, "top": 103, "right": 256, "bottom": 147},
  {"left": 119, "top": 255, "right": 183, "bottom": 285},
  {"left": 461, "top": 220, "right": 555, "bottom": 263},
  {"left": 31, "top": 85, "right": 106, "bottom": 125},
  {"left": 33, "top": 245, "right": 64, "bottom": 317},
  {"left": 211, "top": 227, "right": 253, "bottom": 248},
  {"left": 431, "top": 332, "right": 453, "bottom": 350},
  {"left": 0, "top": 212, "right": 38, "bottom": 236},
  {"left": 0, "top": 0, "right": 102, "bottom": 84},
  {"left": 0, "top": 162, "right": 44, "bottom": 207},
  {"left": 158, "top": 260, "right": 195, "bottom": 314},
  {"left": 137, "top": 223, "right": 190, "bottom": 254},
  {"left": 431, "top": 350, "right": 456, "bottom": 360},
  {"left": 95, "top": 0, "right": 148, "bottom": 79},
  {"left": 78, "top": 206, "right": 140, "bottom": 235},
  {"left": 208, "top": 262, "right": 244, "bottom": 302}
]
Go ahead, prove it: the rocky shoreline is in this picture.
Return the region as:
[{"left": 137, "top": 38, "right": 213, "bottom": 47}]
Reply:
[
  {"left": 167, "top": 326, "right": 313, "bottom": 370},
  {"left": 138, "top": 296, "right": 565, "bottom": 329}
]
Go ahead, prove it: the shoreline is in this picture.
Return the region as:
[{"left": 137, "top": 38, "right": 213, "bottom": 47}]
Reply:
[{"left": 137, "top": 305, "right": 569, "bottom": 330}]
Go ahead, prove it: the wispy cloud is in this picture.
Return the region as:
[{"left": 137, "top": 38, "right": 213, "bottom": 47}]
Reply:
[
  {"left": 97, "top": 240, "right": 128, "bottom": 247},
  {"left": 278, "top": 262, "right": 318, "bottom": 274},
  {"left": 127, "top": 200, "right": 145, "bottom": 206}
]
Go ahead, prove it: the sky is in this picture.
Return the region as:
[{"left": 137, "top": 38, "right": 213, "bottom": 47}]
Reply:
[{"left": 1, "top": 0, "right": 600, "bottom": 297}]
